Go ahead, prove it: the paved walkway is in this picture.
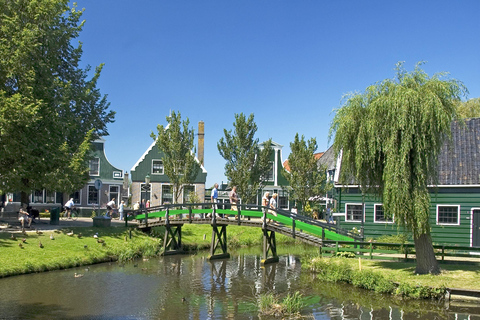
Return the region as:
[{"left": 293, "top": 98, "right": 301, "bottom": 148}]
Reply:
[{"left": 0, "top": 217, "right": 138, "bottom": 233}]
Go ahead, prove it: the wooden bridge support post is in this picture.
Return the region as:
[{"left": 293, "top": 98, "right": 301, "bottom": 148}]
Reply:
[
  {"left": 261, "top": 228, "right": 279, "bottom": 265},
  {"left": 209, "top": 224, "right": 230, "bottom": 260},
  {"left": 162, "top": 224, "right": 184, "bottom": 256}
]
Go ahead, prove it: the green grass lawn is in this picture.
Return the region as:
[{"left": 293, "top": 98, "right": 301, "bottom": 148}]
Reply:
[{"left": 0, "top": 226, "right": 160, "bottom": 277}]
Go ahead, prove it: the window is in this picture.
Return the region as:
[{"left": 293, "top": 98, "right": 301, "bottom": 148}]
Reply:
[
  {"left": 45, "top": 191, "right": 56, "bottom": 203},
  {"left": 88, "top": 186, "right": 99, "bottom": 205},
  {"left": 89, "top": 158, "right": 100, "bottom": 176},
  {"left": 437, "top": 205, "right": 460, "bottom": 225},
  {"left": 109, "top": 185, "right": 119, "bottom": 205},
  {"left": 374, "top": 204, "right": 393, "bottom": 223},
  {"left": 183, "top": 186, "right": 195, "bottom": 203},
  {"left": 152, "top": 160, "right": 164, "bottom": 174},
  {"left": 69, "top": 191, "right": 81, "bottom": 205},
  {"left": 345, "top": 203, "right": 363, "bottom": 222},
  {"left": 32, "top": 190, "right": 44, "bottom": 203},
  {"left": 113, "top": 171, "right": 123, "bottom": 178},
  {"left": 278, "top": 190, "right": 289, "bottom": 209},
  {"left": 141, "top": 183, "right": 151, "bottom": 203},
  {"left": 266, "top": 161, "right": 274, "bottom": 181},
  {"left": 162, "top": 185, "right": 173, "bottom": 204}
]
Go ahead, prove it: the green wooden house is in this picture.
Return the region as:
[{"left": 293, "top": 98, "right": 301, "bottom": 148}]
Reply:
[
  {"left": 3, "top": 138, "right": 126, "bottom": 214},
  {"left": 333, "top": 118, "right": 480, "bottom": 247},
  {"left": 130, "top": 122, "right": 207, "bottom": 207}
]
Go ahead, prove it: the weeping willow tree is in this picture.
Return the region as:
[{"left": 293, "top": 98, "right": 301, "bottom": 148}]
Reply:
[{"left": 330, "top": 62, "right": 467, "bottom": 275}]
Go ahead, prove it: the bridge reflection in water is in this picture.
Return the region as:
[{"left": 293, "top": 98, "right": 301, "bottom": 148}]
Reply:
[{"left": 129, "top": 202, "right": 361, "bottom": 263}]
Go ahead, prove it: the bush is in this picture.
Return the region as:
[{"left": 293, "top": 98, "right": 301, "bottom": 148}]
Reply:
[{"left": 335, "top": 251, "right": 356, "bottom": 258}]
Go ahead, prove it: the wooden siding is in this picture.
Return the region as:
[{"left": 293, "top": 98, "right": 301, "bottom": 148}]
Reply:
[{"left": 336, "top": 187, "right": 480, "bottom": 247}]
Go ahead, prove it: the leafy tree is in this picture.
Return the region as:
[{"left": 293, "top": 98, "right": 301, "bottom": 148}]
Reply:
[
  {"left": 330, "top": 62, "right": 466, "bottom": 275},
  {"left": 284, "top": 134, "right": 328, "bottom": 213},
  {"left": 217, "top": 113, "right": 272, "bottom": 204},
  {"left": 151, "top": 111, "right": 200, "bottom": 204},
  {"left": 456, "top": 98, "right": 480, "bottom": 118},
  {"left": 0, "top": 0, "right": 115, "bottom": 203}
]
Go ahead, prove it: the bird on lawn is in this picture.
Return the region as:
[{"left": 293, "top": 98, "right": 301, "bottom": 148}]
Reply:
[
  {"left": 39, "top": 241, "right": 44, "bottom": 248},
  {"left": 50, "top": 234, "right": 55, "bottom": 240},
  {"left": 18, "top": 243, "right": 23, "bottom": 249},
  {"left": 84, "top": 245, "right": 88, "bottom": 249},
  {"left": 10, "top": 233, "right": 16, "bottom": 241},
  {"left": 22, "top": 238, "right": 27, "bottom": 243},
  {"left": 36, "top": 229, "right": 43, "bottom": 235},
  {"left": 93, "top": 233, "right": 98, "bottom": 239},
  {"left": 97, "top": 238, "right": 105, "bottom": 244},
  {"left": 66, "top": 231, "right": 74, "bottom": 236},
  {"left": 77, "top": 233, "right": 82, "bottom": 238},
  {"left": 22, "top": 230, "right": 28, "bottom": 236},
  {"left": 74, "top": 273, "right": 83, "bottom": 278}
]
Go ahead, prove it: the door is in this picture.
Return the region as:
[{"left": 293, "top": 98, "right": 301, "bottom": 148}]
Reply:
[{"left": 473, "top": 209, "right": 480, "bottom": 247}]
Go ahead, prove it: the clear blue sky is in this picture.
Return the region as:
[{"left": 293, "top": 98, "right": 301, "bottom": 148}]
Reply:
[{"left": 75, "top": 1, "right": 480, "bottom": 187}]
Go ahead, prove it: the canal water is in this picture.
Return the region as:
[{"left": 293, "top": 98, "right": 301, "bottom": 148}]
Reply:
[{"left": 0, "top": 250, "right": 478, "bottom": 319}]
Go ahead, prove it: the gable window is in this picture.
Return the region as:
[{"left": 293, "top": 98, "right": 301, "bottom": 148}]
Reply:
[
  {"left": 152, "top": 160, "right": 164, "bottom": 174},
  {"left": 345, "top": 203, "right": 363, "bottom": 222},
  {"left": 374, "top": 204, "right": 393, "bottom": 223},
  {"left": 266, "top": 161, "right": 274, "bottom": 181},
  {"left": 88, "top": 186, "right": 99, "bottom": 205},
  {"left": 89, "top": 158, "right": 100, "bottom": 176},
  {"left": 437, "top": 205, "right": 460, "bottom": 225}
]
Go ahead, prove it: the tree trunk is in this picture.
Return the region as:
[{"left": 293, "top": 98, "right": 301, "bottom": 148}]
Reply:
[
  {"left": 414, "top": 233, "right": 440, "bottom": 275},
  {"left": 20, "top": 191, "right": 29, "bottom": 207}
]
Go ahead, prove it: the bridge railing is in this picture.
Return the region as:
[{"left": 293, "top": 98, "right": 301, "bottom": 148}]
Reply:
[{"left": 128, "top": 202, "right": 361, "bottom": 241}]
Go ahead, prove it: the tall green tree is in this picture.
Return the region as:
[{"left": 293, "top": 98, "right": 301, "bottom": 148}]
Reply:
[
  {"left": 0, "top": 0, "right": 115, "bottom": 202},
  {"left": 151, "top": 111, "right": 200, "bottom": 204},
  {"left": 330, "top": 62, "right": 466, "bottom": 275},
  {"left": 217, "top": 113, "right": 272, "bottom": 204},
  {"left": 456, "top": 97, "right": 480, "bottom": 118},
  {"left": 284, "top": 134, "right": 328, "bottom": 213}
]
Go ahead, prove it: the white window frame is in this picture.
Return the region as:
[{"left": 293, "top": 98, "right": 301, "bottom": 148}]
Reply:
[
  {"left": 32, "top": 190, "right": 45, "bottom": 203},
  {"left": 373, "top": 203, "right": 394, "bottom": 224},
  {"left": 69, "top": 190, "right": 82, "bottom": 205},
  {"left": 89, "top": 157, "right": 100, "bottom": 176},
  {"left": 45, "top": 190, "right": 56, "bottom": 204},
  {"left": 162, "top": 184, "right": 173, "bottom": 204},
  {"left": 345, "top": 203, "right": 364, "bottom": 222},
  {"left": 436, "top": 205, "right": 460, "bottom": 226},
  {"left": 152, "top": 159, "right": 164, "bottom": 175},
  {"left": 113, "top": 171, "right": 123, "bottom": 178}
]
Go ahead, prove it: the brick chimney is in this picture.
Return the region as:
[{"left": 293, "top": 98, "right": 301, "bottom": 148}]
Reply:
[{"left": 198, "top": 121, "right": 204, "bottom": 166}]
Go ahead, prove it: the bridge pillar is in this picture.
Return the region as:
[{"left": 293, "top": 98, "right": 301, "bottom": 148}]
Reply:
[
  {"left": 261, "top": 228, "right": 279, "bottom": 265},
  {"left": 209, "top": 224, "right": 230, "bottom": 260},
  {"left": 162, "top": 224, "right": 184, "bottom": 256}
]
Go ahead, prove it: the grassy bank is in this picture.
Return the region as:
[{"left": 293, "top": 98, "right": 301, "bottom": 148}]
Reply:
[
  {"left": 303, "top": 256, "right": 480, "bottom": 299},
  {"left": 0, "top": 227, "right": 161, "bottom": 278}
]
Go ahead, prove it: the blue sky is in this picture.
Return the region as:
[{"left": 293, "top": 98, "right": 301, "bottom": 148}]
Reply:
[{"left": 75, "top": 1, "right": 480, "bottom": 187}]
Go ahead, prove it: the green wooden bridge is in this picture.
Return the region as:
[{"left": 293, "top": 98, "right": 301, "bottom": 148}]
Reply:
[{"left": 128, "top": 203, "right": 362, "bottom": 264}]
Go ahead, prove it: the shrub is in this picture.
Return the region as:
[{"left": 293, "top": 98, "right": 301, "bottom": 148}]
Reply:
[{"left": 335, "top": 251, "right": 356, "bottom": 258}]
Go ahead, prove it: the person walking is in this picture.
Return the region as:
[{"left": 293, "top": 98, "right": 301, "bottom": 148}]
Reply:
[
  {"left": 118, "top": 200, "right": 125, "bottom": 220},
  {"left": 106, "top": 198, "right": 116, "bottom": 217},
  {"left": 208, "top": 183, "right": 219, "bottom": 218},
  {"left": 229, "top": 186, "right": 239, "bottom": 219}
]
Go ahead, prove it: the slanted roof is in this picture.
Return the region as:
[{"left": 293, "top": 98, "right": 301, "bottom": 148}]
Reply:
[
  {"left": 283, "top": 152, "right": 324, "bottom": 172},
  {"left": 438, "top": 118, "right": 480, "bottom": 185}
]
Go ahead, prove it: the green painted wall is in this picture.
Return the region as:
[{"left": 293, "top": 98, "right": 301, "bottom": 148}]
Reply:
[
  {"left": 335, "top": 187, "right": 479, "bottom": 246},
  {"left": 131, "top": 143, "right": 207, "bottom": 183},
  {"left": 91, "top": 141, "right": 123, "bottom": 181}
]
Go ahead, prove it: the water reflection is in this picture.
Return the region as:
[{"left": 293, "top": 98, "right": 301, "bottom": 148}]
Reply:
[{"left": 0, "top": 253, "right": 478, "bottom": 319}]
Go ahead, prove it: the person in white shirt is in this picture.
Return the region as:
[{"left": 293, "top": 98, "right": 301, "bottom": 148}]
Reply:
[
  {"left": 64, "top": 198, "right": 75, "bottom": 219},
  {"left": 106, "top": 198, "right": 116, "bottom": 217}
]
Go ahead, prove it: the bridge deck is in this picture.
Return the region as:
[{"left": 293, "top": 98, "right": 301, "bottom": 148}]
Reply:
[{"left": 137, "top": 216, "right": 339, "bottom": 247}]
